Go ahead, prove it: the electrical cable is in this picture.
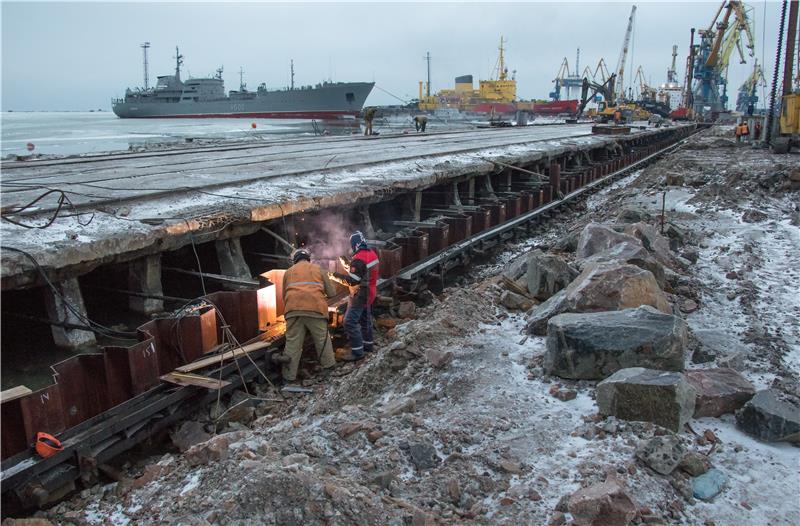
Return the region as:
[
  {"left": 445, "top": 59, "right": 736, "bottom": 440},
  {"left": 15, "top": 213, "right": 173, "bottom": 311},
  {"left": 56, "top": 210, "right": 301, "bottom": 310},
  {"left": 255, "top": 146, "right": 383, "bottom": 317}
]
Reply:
[{"left": 2, "top": 246, "right": 137, "bottom": 340}]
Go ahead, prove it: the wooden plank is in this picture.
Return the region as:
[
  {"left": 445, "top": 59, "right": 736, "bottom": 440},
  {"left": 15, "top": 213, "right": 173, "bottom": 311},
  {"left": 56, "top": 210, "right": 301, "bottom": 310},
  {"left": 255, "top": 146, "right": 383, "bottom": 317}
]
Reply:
[
  {"left": 174, "top": 340, "right": 273, "bottom": 373},
  {"left": 1, "top": 386, "right": 32, "bottom": 404},
  {"left": 160, "top": 372, "right": 230, "bottom": 390}
]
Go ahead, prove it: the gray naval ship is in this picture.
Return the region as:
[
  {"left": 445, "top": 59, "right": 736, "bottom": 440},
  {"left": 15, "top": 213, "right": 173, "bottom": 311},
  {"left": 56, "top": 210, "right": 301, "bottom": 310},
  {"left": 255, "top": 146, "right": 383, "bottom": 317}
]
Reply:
[{"left": 112, "top": 47, "right": 374, "bottom": 119}]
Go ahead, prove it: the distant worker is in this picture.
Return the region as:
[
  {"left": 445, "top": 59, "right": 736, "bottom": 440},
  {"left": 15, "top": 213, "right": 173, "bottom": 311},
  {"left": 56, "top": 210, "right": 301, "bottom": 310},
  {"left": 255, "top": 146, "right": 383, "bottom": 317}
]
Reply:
[
  {"left": 413, "top": 114, "right": 428, "bottom": 132},
  {"left": 330, "top": 231, "right": 380, "bottom": 362},
  {"left": 740, "top": 121, "right": 750, "bottom": 142},
  {"left": 276, "top": 248, "right": 337, "bottom": 384},
  {"left": 735, "top": 123, "right": 743, "bottom": 142},
  {"left": 754, "top": 121, "right": 762, "bottom": 141},
  {"left": 363, "top": 106, "right": 377, "bottom": 136},
  {"left": 613, "top": 110, "right": 623, "bottom": 125}
]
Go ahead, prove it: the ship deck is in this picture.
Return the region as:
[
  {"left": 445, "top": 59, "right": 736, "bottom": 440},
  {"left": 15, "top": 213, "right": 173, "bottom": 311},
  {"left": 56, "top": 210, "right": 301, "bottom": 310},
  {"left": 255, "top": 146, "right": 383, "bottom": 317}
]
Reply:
[{"left": 1, "top": 123, "right": 684, "bottom": 288}]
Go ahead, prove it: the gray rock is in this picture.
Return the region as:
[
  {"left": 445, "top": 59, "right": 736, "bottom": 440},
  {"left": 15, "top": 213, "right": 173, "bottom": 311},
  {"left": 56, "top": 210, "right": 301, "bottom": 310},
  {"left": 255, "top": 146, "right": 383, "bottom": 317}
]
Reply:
[
  {"left": 576, "top": 241, "right": 667, "bottom": 288},
  {"left": 735, "top": 389, "right": 800, "bottom": 443},
  {"left": 502, "top": 256, "right": 528, "bottom": 281},
  {"left": 552, "top": 229, "right": 580, "bottom": 253},
  {"left": 635, "top": 435, "right": 686, "bottom": 475},
  {"left": 526, "top": 250, "right": 579, "bottom": 300},
  {"left": 616, "top": 207, "right": 652, "bottom": 224},
  {"left": 171, "top": 421, "right": 212, "bottom": 453},
  {"left": 397, "top": 301, "right": 416, "bottom": 319},
  {"left": 567, "top": 476, "right": 637, "bottom": 526},
  {"left": 527, "top": 263, "right": 671, "bottom": 336},
  {"left": 371, "top": 471, "right": 395, "bottom": 490},
  {"left": 685, "top": 368, "right": 755, "bottom": 417},
  {"left": 679, "top": 451, "right": 710, "bottom": 477},
  {"left": 408, "top": 442, "right": 439, "bottom": 470},
  {"left": 624, "top": 222, "right": 677, "bottom": 268},
  {"left": 500, "top": 290, "right": 534, "bottom": 311},
  {"left": 692, "top": 468, "right": 728, "bottom": 501},
  {"left": 545, "top": 306, "right": 687, "bottom": 380},
  {"left": 597, "top": 368, "right": 696, "bottom": 432},
  {"left": 576, "top": 223, "right": 641, "bottom": 259}
]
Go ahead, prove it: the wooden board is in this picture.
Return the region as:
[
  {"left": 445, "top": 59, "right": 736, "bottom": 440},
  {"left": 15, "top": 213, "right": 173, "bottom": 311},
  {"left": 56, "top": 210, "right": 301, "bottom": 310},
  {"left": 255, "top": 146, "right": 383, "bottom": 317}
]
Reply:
[
  {"left": 0, "top": 386, "right": 32, "bottom": 404},
  {"left": 160, "top": 372, "right": 230, "bottom": 390}
]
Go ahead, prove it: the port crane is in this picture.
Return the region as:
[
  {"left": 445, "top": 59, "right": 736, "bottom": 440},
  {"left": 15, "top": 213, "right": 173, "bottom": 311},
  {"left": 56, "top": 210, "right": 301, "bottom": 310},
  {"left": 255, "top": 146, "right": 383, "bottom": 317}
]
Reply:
[
  {"left": 551, "top": 49, "right": 593, "bottom": 100},
  {"left": 735, "top": 59, "right": 766, "bottom": 114},
  {"left": 615, "top": 5, "right": 637, "bottom": 102},
  {"left": 692, "top": 0, "right": 755, "bottom": 116}
]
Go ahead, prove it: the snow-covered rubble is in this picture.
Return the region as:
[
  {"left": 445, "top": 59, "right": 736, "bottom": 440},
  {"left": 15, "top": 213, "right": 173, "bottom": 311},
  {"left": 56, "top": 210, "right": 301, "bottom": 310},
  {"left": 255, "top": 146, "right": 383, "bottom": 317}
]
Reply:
[{"left": 30, "top": 127, "right": 799, "bottom": 526}]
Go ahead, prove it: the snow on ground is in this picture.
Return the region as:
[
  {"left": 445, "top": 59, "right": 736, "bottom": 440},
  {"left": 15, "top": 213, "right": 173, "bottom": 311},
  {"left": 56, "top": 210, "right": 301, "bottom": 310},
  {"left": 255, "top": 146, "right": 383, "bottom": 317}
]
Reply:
[{"left": 34, "top": 127, "right": 800, "bottom": 526}]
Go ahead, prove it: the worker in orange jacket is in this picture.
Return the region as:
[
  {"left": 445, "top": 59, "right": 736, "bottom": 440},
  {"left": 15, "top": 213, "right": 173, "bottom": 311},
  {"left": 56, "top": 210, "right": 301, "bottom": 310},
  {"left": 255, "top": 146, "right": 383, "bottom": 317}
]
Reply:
[{"left": 277, "top": 248, "right": 337, "bottom": 383}]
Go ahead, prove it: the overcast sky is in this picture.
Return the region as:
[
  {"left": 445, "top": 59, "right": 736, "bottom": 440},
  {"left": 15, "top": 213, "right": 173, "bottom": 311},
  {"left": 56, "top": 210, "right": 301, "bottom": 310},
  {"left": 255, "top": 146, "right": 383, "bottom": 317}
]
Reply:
[{"left": 1, "top": 1, "right": 782, "bottom": 111}]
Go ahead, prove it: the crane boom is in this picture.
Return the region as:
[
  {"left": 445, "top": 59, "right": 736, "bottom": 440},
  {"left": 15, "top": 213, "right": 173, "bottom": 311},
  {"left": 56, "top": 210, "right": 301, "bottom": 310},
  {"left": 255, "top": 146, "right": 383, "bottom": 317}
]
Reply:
[{"left": 615, "top": 5, "right": 637, "bottom": 101}]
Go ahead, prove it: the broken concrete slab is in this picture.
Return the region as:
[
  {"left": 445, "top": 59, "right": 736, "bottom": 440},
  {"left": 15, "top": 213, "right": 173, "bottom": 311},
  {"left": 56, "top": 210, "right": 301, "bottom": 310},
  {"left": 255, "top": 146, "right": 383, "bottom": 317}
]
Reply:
[
  {"left": 597, "top": 368, "right": 696, "bottom": 432},
  {"left": 527, "top": 263, "right": 671, "bottom": 335},
  {"left": 685, "top": 368, "right": 755, "bottom": 418},
  {"left": 635, "top": 435, "right": 686, "bottom": 475},
  {"left": 735, "top": 389, "right": 800, "bottom": 443},
  {"left": 544, "top": 306, "right": 687, "bottom": 380}
]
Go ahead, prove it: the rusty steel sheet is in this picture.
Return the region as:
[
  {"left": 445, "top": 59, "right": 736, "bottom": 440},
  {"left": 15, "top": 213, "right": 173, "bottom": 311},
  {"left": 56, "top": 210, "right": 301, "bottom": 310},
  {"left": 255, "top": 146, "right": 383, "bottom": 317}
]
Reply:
[
  {"left": 1, "top": 398, "right": 27, "bottom": 460},
  {"left": 103, "top": 339, "right": 161, "bottom": 407},
  {"left": 13, "top": 384, "right": 66, "bottom": 460},
  {"left": 441, "top": 214, "right": 471, "bottom": 244},
  {"left": 418, "top": 222, "right": 450, "bottom": 253},
  {"left": 52, "top": 355, "right": 110, "bottom": 429},
  {"left": 542, "top": 186, "right": 552, "bottom": 204},
  {"left": 503, "top": 196, "right": 522, "bottom": 219},
  {"left": 205, "top": 290, "right": 260, "bottom": 344},
  {"left": 377, "top": 241, "right": 403, "bottom": 279},
  {"left": 482, "top": 202, "right": 506, "bottom": 227},
  {"left": 467, "top": 208, "right": 491, "bottom": 233},
  {"left": 518, "top": 191, "right": 532, "bottom": 214},
  {"left": 393, "top": 230, "right": 429, "bottom": 268}
]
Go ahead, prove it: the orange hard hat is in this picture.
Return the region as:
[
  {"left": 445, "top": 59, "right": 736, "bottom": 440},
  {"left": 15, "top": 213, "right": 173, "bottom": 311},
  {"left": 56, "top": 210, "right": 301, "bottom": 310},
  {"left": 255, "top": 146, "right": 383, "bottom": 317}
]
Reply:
[{"left": 35, "top": 432, "right": 63, "bottom": 458}]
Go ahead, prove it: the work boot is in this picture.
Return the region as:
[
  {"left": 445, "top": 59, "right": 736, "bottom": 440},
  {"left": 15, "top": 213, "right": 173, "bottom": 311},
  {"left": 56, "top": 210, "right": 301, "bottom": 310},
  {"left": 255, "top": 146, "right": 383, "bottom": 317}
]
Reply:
[
  {"left": 339, "top": 352, "right": 364, "bottom": 363},
  {"left": 271, "top": 353, "right": 291, "bottom": 365}
]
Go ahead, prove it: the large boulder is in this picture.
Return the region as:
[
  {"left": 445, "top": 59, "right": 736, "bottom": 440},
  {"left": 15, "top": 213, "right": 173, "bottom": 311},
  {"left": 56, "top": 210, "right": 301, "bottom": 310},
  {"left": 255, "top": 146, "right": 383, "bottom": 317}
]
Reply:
[
  {"left": 527, "top": 263, "right": 671, "bottom": 335},
  {"left": 735, "top": 389, "right": 800, "bottom": 443},
  {"left": 597, "top": 368, "right": 696, "bottom": 432},
  {"left": 526, "top": 249, "right": 578, "bottom": 300},
  {"left": 624, "top": 222, "right": 676, "bottom": 268},
  {"left": 576, "top": 223, "right": 641, "bottom": 259},
  {"left": 567, "top": 476, "right": 637, "bottom": 526},
  {"left": 544, "top": 306, "right": 687, "bottom": 380},
  {"left": 685, "top": 368, "right": 756, "bottom": 417},
  {"left": 576, "top": 241, "right": 666, "bottom": 288}
]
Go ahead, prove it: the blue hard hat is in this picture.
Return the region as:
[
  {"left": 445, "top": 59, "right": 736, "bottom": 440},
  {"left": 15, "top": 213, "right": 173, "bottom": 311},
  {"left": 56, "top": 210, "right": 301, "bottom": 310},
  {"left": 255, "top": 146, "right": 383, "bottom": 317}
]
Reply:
[{"left": 349, "top": 231, "right": 367, "bottom": 252}]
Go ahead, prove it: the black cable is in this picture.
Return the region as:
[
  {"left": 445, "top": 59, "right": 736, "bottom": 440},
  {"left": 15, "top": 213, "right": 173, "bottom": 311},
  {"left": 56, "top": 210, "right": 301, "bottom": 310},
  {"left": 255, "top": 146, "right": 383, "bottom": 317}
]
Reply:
[{"left": 3, "top": 246, "right": 137, "bottom": 339}]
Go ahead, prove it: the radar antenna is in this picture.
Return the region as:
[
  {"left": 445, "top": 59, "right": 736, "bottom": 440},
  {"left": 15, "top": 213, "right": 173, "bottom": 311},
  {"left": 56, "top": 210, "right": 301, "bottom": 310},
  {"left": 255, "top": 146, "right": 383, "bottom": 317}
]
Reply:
[{"left": 174, "top": 46, "right": 184, "bottom": 81}]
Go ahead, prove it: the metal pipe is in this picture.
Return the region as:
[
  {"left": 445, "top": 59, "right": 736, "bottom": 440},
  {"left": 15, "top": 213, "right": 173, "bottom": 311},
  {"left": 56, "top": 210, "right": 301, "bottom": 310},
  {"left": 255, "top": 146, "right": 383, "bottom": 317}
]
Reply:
[
  {"left": 784, "top": 0, "right": 799, "bottom": 97},
  {"left": 767, "top": 1, "right": 789, "bottom": 145}
]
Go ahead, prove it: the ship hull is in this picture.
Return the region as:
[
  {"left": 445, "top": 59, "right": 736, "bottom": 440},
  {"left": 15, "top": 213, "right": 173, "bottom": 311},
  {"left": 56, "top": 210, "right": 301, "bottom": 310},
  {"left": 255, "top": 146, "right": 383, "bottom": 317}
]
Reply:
[{"left": 113, "top": 82, "right": 374, "bottom": 119}]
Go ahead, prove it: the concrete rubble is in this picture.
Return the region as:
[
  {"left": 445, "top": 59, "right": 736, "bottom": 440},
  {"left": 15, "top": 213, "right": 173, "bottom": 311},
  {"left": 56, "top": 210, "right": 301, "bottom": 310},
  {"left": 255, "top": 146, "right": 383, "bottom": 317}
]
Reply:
[{"left": 34, "top": 127, "right": 799, "bottom": 525}]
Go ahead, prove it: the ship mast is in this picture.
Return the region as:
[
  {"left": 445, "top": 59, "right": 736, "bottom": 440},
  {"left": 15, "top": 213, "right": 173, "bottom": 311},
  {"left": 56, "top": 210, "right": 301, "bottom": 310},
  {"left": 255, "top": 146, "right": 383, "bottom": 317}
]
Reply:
[
  {"left": 239, "top": 66, "right": 245, "bottom": 91},
  {"left": 174, "top": 46, "right": 184, "bottom": 81},
  {"left": 290, "top": 59, "right": 295, "bottom": 90},
  {"left": 141, "top": 42, "right": 150, "bottom": 90},
  {"left": 498, "top": 36, "right": 507, "bottom": 81},
  {"left": 425, "top": 52, "right": 431, "bottom": 97}
]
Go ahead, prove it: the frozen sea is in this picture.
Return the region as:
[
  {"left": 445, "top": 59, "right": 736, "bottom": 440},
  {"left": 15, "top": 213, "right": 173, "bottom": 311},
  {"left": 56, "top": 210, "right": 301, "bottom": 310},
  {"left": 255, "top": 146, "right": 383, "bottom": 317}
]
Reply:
[{"left": 0, "top": 111, "right": 355, "bottom": 157}]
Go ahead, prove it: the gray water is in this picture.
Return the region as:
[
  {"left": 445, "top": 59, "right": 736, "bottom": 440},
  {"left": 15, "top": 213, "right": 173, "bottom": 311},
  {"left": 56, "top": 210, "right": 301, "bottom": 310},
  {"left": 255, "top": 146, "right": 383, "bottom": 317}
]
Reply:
[{"left": 0, "top": 111, "right": 344, "bottom": 157}]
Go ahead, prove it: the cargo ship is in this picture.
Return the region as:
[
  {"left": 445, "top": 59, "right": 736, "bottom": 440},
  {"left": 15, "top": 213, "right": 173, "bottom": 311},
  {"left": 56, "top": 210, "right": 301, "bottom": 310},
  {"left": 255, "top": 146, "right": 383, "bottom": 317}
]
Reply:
[{"left": 112, "top": 47, "right": 374, "bottom": 119}]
